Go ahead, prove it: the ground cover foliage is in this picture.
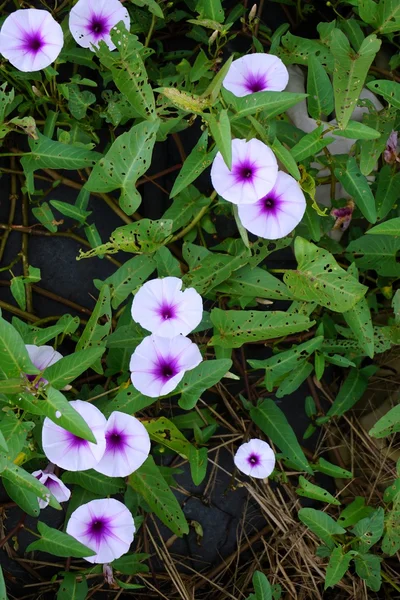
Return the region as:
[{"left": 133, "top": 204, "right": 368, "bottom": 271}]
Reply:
[{"left": 0, "top": 0, "right": 399, "bottom": 598}]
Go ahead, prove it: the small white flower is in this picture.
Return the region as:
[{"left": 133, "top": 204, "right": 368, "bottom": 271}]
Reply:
[
  {"left": 32, "top": 467, "right": 71, "bottom": 509},
  {"left": 223, "top": 53, "right": 289, "bottom": 97},
  {"left": 69, "top": 0, "right": 130, "bottom": 51},
  {"left": 234, "top": 438, "right": 275, "bottom": 479}
]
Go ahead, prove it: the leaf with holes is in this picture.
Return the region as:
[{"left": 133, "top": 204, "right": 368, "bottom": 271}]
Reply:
[
  {"left": 307, "top": 55, "right": 334, "bottom": 120},
  {"left": 369, "top": 404, "right": 400, "bottom": 438},
  {"left": 129, "top": 456, "right": 189, "bottom": 536},
  {"left": 279, "top": 32, "right": 334, "bottom": 71},
  {"left": 213, "top": 265, "right": 292, "bottom": 301},
  {"left": 223, "top": 88, "right": 307, "bottom": 120},
  {"left": 164, "top": 186, "right": 210, "bottom": 232},
  {"left": 354, "top": 554, "right": 382, "bottom": 592},
  {"left": 334, "top": 157, "right": 376, "bottom": 223},
  {"left": 176, "top": 359, "right": 232, "bottom": 409},
  {"left": 359, "top": 107, "right": 396, "bottom": 176},
  {"left": 346, "top": 234, "right": 400, "bottom": 278},
  {"left": 351, "top": 508, "right": 384, "bottom": 553},
  {"left": 85, "top": 120, "right": 159, "bottom": 215},
  {"left": 376, "top": 167, "right": 400, "bottom": 220},
  {"left": 284, "top": 237, "right": 367, "bottom": 312},
  {"left": 343, "top": 264, "right": 374, "bottom": 358},
  {"left": 75, "top": 285, "right": 111, "bottom": 373}
]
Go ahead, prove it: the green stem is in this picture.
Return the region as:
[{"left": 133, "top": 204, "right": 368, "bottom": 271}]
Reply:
[
  {"left": 0, "top": 299, "right": 39, "bottom": 322},
  {"left": 171, "top": 192, "right": 216, "bottom": 242},
  {"left": 145, "top": 14, "right": 157, "bottom": 47}
]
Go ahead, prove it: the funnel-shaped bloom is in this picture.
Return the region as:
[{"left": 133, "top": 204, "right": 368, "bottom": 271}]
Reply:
[
  {"left": 234, "top": 438, "right": 275, "bottom": 479},
  {"left": 130, "top": 334, "right": 202, "bottom": 398},
  {"left": 42, "top": 400, "right": 106, "bottom": 471},
  {"left": 131, "top": 277, "right": 203, "bottom": 338},
  {"left": 0, "top": 9, "right": 63, "bottom": 72},
  {"left": 67, "top": 498, "right": 135, "bottom": 564},
  {"left": 237, "top": 171, "right": 306, "bottom": 239},
  {"left": 95, "top": 411, "right": 151, "bottom": 477},
  {"left": 211, "top": 138, "right": 278, "bottom": 205},
  {"left": 69, "top": 0, "right": 130, "bottom": 51},
  {"left": 32, "top": 466, "right": 71, "bottom": 509},
  {"left": 25, "top": 344, "right": 63, "bottom": 386},
  {"left": 223, "top": 54, "right": 289, "bottom": 97}
]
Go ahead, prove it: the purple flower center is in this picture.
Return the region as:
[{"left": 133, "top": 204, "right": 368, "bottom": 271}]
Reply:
[
  {"left": 106, "top": 429, "right": 126, "bottom": 450},
  {"left": 158, "top": 302, "right": 177, "bottom": 321},
  {"left": 86, "top": 516, "right": 112, "bottom": 544},
  {"left": 245, "top": 73, "right": 268, "bottom": 94},
  {"left": 247, "top": 453, "right": 260, "bottom": 466},
  {"left": 67, "top": 433, "right": 89, "bottom": 450},
  {"left": 153, "top": 357, "right": 180, "bottom": 382},
  {"left": 234, "top": 160, "right": 258, "bottom": 184},
  {"left": 258, "top": 193, "right": 280, "bottom": 216},
  {"left": 88, "top": 14, "right": 109, "bottom": 37},
  {"left": 22, "top": 33, "right": 44, "bottom": 54}
]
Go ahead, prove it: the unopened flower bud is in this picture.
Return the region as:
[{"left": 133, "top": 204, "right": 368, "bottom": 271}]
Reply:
[
  {"left": 209, "top": 30, "right": 218, "bottom": 45},
  {"left": 249, "top": 4, "right": 257, "bottom": 22}
]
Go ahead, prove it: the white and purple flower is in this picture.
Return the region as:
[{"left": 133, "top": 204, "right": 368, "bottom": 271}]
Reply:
[
  {"left": 69, "top": 0, "right": 130, "bottom": 51},
  {"left": 66, "top": 498, "right": 135, "bottom": 564},
  {"left": 131, "top": 277, "right": 203, "bottom": 338},
  {"left": 234, "top": 438, "right": 275, "bottom": 479},
  {"left": 25, "top": 344, "right": 63, "bottom": 386},
  {"left": 32, "top": 465, "right": 71, "bottom": 509},
  {"left": 211, "top": 138, "right": 278, "bottom": 205},
  {"left": 223, "top": 53, "right": 289, "bottom": 97},
  {"left": 42, "top": 400, "right": 106, "bottom": 472},
  {"left": 129, "top": 334, "right": 202, "bottom": 398},
  {"left": 237, "top": 171, "right": 306, "bottom": 239},
  {"left": 95, "top": 411, "right": 151, "bottom": 478},
  {"left": 0, "top": 9, "right": 63, "bottom": 72}
]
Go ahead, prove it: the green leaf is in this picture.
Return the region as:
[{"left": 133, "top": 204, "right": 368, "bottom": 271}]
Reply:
[
  {"left": 67, "top": 85, "right": 96, "bottom": 120},
  {"left": 343, "top": 264, "right": 374, "bottom": 358},
  {"left": 131, "top": 0, "right": 164, "bottom": 18},
  {"left": 170, "top": 131, "right": 216, "bottom": 198},
  {"left": 32, "top": 202, "right": 58, "bottom": 232},
  {"left": 176, "top": 359, "right": 232, "bottom": 409},
  {"left": 210, "top": 308, "right": 313, "bottom": 348},
  {"left": 367, "top": 217, "right": 400, "bottom": 236},
  {"left": 214, "top": 265, "right": 292, "bottom": 301},
  {"left": 205, "top": 110, "right": 231, "bottom": 169},
  {"left": 27, "top": 522, "right": 95, "bottom": 558},
  {"left": 44, "top": 347, "right": 105, "bottom": 389},
  {"left": 106, "top": 322, "right": 146, "bottom": 350},
  {"left": 334, "top": 157, "right": 376, "bottom": 223},
  {"left": 292, "top": 124, "right": 333, "bottom": 164},
  {"left": 366, "top": 79, "right": 400, "bottom": 108},
  {"left": 155, "top": 246, "right": 181, "bottom": 277},
  {"left": 250, "top": 399, "right": 312, "bottom": 474},
  {"left": 183, "top": 245, "right": 248, "bottom": 295},
  {"left": 85, "top": 120, "right": 159, "bottom": 215},
  {"left": 313, "top": 458, "right": 353, "bottom": 479},
  {"left": 111, "top": 553, "right": 150, "bottom": 575},
  {"left": 252, "top": 571, "right": 272, "bottom": 600},
  {"left": 97, "top": 254, "right": 156, "bottom": 309},
  {"left": 164, "top": 186, "right": 210, "bottom": 232},
  {"left": 296, "top": 476, "right": 341, "bottom": 505},
  {"left": 98, "top": 27, "right": 155, "bottom": 120},
  {"left": 358, "top": 0, "right": 379, "bottom": 27},
  {"left": 1, "top": 461, "right": 61, "bottom": 509},
  {"left": 0, "top": 565, "right": 8, "bottom": 600},
  {"left": 325, "top": 367, "right": 370, "bottom": 419},
  {"left": 338, "top": 497, "right": 374, "bottom": 528},
  {"left": 97, "top": 384, "right": 155, "bottom": 418},
  {"left": 376, "top": 0, "right": 400, "bottom": 34},
  {"left": 271, "top": 137, "right": 300, "bottom": 180},
  {"left": 284, "top": 237, "right": 367, "bottom": 312},
  {"left": 0, "top": 413, "right": 33, "bottom": 460},
  {"left": 354, "top": 554, "right": 382, "bottom": 592},
  {"left": 21, "top": 133, "right": 101, "bottom": 194},
  {"left": 62, "top": 470, "right": 124, "bottom": 495},
  {"left": 222, "top": 88, "right": 307, "bottom": 120},
  {"left": 352, "top": 508, "right": 384, "bottom": 552},
  {"left": 298, "top": 508, "right": 346, "bottom": 549},
  {"left": 3, "top": 478, "right": 40, "bottom": 517},
  {"left": 307, "top": 55, "right": 334, "bottom": 120},
  {"left": 279, "top": 32, "right": 334, "bottom": 71},
  {"left": 346, "top": 234, "right": 400, "bottom": 277},
  {"left": 333, "top": 120, "right": 381, "bottom": 140},
  {"left": 188, "top": 446, "right": 208, "bottom": 486},
  {"left": 359, "top": 107, "right": 396, "bottom": 175},
  {"left": 196, "top": 0, "right": 224, "bottom": 22},
  {"left": 376, "top": 167, "right": 400, "bottom": 221},
  {"left": 129, "top": 456, "right": 189, "bottom": 536},
  {"left": 381, "top": 505, "right": 400, "bottom": 555},
  {"left": 50, "top": 200, "right": 91, "bottom": 225},
  {"left": 330, "top": 30, "right": 381, "bottom": 129},
  {"left": 57, "top": 573, "right": 88, "bottom": 600},
  {"left": 275, "top": 361, "right": 313, "bottom": 398},
  {"left": 23, "top": 314, "right": 79, "bottom": 346},
  {"left": 0, "top": 316, "right": 39, "bottom": 379},
  {"left": 369, "top": 404, "right": 400, "bottom": 438},
  {"left": 76, "top": 285, "right": 111, "bottom": 373},
  {"left": 324, "top": 547, "right": 353, "bottom": 590},
  {"left": 43, "top": 388, "right": 97, "bottom": 443}
]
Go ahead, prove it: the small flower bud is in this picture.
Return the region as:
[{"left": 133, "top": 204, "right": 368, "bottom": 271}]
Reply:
[
  {"left": 249, "top": 4, "right": 257, "bottom": 22},
  {"left": 209, "top": 30, "right": 218, "bottom": 45}
]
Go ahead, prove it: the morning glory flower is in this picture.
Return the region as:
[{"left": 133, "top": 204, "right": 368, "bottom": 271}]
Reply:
[
  {"left": 25, "top": 344, "right": 63, "bottom": 386},
  {"left": 237, "top": 171, "right": 306, "bottom": 239},
  {"left": 129, "top": 335, "right": 202, "bottom": 398},
  {"left": 223, "top": 53, "right": 289, "bottom": 97},
  {"left": 234, "top": 438, "right": 275, "bottom": 479},
  {"left": 69, "top": 0, "right": 130, "bottom": 51},
  {"left": 95, "top": 411, "right": 151, "bottom": 478},
  {"left": 131, "top": 277, "right": 203, "bottom": 338},
  {"left": 0, "top": 9, "right": 63, "bottom": 72},
  {"left": 32, "top": 465, "right": 71, "bottom": 509},
  {"left": 211, "top": 138, "right": 278, "bottom": 205},
  {"left": 66, "top": 498, "right": 135, "bottom": 564},
  {"left": 42, "top": 400, "right": 106, "bottom": 472}
]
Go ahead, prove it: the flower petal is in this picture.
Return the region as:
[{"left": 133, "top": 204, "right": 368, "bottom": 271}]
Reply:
[
  {"left": 69, "top": 0, "right": 130, "bottom": 51},
  {"left": 234, "top": 438, "right": 275, "bottom": 479},
  {"left": 223, "top": 54, "right": 289, "bottom": 97}
]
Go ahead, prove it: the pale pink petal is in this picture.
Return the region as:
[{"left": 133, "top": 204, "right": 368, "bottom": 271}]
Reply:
[
  {"left": 211, "top": 138, "right": 278, "bottom": 205},
  {"left": 237, "top": 171, "right": 306, "bottom": 239},
  {"left": 69, "top": 0, "right": 130, "bottom": 51},
  {"left": 42, "top": 400, "right": 106, "bottom": 471},
  {"left": 95, "top": 411, "right": 150, "bottom": 477},
  {"left": 33, "top": 470, "right": 71, "bottom": 509},
  {"left": 26, "top": 345, "right": 63, "bottom": 371},
  {"left": 66, "top": 498, "right": 135, "bottom": 564},
  {"left": 234, "top": 438, "right": 275, "bottom": 479},
  {"left": 223, "top": 54, "right": 289, "bottom": 97}
]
